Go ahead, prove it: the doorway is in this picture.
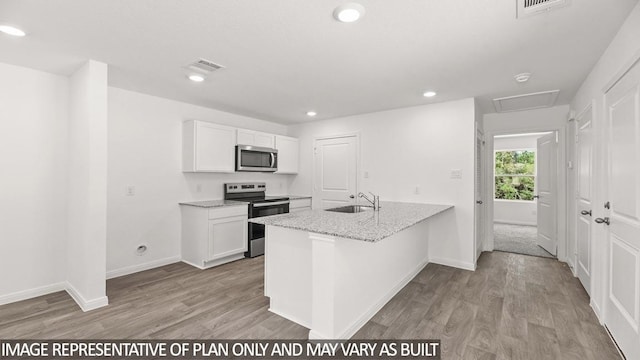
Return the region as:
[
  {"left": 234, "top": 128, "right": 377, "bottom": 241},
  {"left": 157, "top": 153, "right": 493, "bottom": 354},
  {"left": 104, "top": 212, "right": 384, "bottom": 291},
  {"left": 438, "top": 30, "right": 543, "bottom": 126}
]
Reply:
[
  {"left": 492, "top": 131, "right": 557, "bottom": 258},
  {"left": 312, "top": 134, "right": 359, "bottom": 210}
]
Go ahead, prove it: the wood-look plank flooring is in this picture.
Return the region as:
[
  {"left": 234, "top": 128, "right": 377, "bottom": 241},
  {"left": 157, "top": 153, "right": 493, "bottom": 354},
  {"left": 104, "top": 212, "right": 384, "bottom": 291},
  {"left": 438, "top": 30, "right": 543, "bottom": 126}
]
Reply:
[{"left": 0, "top": 252, "right": 621, "bottom": 359}]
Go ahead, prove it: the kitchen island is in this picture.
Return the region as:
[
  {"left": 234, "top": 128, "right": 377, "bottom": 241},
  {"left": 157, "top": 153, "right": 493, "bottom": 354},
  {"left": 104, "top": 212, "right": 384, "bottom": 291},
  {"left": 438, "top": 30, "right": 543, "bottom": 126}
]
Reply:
[{"left": 250, "top": 201, "right": 453, "bottom": 340}]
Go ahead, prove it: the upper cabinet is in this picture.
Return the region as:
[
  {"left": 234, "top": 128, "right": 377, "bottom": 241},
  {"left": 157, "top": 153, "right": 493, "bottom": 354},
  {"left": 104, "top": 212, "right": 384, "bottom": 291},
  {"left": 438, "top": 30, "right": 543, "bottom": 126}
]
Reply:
[
  {"left": 275, "top": 135, "right": 299, "bottom": 174},
  {"left": 183, "top": 120, "right": 298, "bottom": 174},
  {"left": 183, "top": 120, "right": 236, "bottom": 173},
  {"left": 237, "top": 129, "right": 275, "bottom": 148}
]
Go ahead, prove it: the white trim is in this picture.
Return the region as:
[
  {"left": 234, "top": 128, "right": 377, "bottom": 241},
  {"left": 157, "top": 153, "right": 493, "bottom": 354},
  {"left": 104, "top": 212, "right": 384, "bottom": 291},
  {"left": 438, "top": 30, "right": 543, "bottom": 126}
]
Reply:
[
  {"left": 268, "top": 307, "right": 312, "bottom": 329},
  {"left": 494, "top": 219, "right": 537, "bottom": 226},
  {"left": 591, "top": 298, "right": 604, "bottom": 324},
  {"left": 429, "top": 256, "right": 476, "bottom": 271},
  {"left": 0, "top": 282, "right": 66, "bottom": 306},
  {"left": 602, "top": 46, "right": 640, "bottom": 93},
  {"left": 181, "top": 259, "right": 205, "bottom": 269},
  {"left": 107, "top": 256, "right": 181, "bottom": 279},
  {"left": 65, "top": 282, "right": 108, "bottom": 312}
]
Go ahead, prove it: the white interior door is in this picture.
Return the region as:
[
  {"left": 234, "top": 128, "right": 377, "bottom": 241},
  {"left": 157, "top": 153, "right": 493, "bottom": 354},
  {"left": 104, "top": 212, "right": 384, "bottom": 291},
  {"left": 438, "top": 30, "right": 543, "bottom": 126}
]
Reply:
[
  {"left": 475, "top": 131, "right": 485, "bottom": 260},
  {"left": 313, "top": 136, "right": 358, "bottom": 209},
  {"left": 576, "top": 107, "right": 594, "bottom": 295},
  {"left": 603, "top": 59, "right": 640, "bottom": 360},
  {"left": 537, "top": 133, "right": 558, "bottom": 256}
]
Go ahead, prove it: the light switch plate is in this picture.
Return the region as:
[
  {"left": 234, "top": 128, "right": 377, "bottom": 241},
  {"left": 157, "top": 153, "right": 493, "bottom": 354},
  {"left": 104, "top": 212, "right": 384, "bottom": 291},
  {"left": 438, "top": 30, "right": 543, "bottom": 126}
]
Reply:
[
  {"left": 126, "top": 186, "right": 136, "bottom": 196},
  {"left": 450, "top": 169, "right": 462, "bottom": 179}
]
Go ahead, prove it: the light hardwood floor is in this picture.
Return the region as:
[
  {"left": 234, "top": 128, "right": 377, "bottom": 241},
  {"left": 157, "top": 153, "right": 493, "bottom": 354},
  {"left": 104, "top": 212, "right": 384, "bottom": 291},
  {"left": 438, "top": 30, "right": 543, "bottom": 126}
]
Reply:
[{"left": 0, "top": 252, "right": 621, "bottom": 359}]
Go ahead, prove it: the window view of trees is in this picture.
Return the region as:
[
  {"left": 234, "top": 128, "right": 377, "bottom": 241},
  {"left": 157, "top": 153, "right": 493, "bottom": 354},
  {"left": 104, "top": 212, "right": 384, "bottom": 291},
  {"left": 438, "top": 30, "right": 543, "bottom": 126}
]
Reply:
[{"left": 495, "top": 150, "right": 535, "bottom": 201}]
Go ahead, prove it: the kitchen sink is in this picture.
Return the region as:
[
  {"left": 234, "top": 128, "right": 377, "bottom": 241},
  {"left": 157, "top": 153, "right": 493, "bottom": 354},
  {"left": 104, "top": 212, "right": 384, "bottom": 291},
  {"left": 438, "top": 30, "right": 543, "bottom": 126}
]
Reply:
[{"left": 325, "top": 205, "right": 374, "bottom": 213}]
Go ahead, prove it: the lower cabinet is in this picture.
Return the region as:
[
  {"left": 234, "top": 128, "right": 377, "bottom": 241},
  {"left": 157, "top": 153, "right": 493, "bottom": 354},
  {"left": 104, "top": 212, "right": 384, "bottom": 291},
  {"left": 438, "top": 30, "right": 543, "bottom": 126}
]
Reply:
[{"left": 181, "top": 204, "right": 248, "bottom": 269}]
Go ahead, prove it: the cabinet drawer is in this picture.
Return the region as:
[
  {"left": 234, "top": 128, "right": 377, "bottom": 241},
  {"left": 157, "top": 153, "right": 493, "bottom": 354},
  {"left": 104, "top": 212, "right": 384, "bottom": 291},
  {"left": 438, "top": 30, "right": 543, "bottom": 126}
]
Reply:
[{"left": 208, "top": 205, "right": 248, "bottom": 219}]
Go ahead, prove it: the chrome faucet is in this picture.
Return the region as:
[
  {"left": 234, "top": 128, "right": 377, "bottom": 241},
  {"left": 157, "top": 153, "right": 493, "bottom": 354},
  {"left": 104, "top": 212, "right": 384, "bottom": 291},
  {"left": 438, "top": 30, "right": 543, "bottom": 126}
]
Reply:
[{"left": 358, "top": 191, "right": 380, "bottom": 211}]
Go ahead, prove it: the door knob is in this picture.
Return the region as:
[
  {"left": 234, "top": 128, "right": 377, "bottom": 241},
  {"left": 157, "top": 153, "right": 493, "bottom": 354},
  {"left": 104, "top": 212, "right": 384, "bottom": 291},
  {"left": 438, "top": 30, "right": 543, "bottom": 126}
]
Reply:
[
  {"left": 349, "top": 195, "right": 355, "bottom": 199},
  {"left": 595, "top": 217, "right": 610, "bottom": 225},
  {"left": 580, "top": 210, "right": 592, "bottom": 216},
  {"left": 476, "top": 200, "right": 483, "bottom": 204}
]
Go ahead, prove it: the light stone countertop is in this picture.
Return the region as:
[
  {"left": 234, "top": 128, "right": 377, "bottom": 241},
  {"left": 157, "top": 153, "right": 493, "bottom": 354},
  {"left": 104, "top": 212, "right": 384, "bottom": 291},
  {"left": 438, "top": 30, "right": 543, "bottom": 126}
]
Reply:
[
  {"left": 287, "top": 195, "right": 312, "bottom": 200},
  {"left": 249, "top": 201, "right": 453, "bottom": 242},
  {"left": 179, "top": 200, "right": 249, "bottom": 208}
]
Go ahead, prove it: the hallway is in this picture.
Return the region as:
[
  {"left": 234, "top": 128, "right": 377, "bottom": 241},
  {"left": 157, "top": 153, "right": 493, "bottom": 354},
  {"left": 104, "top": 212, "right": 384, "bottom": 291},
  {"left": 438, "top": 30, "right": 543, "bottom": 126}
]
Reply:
[{"left": 494, "top": 223, "right": 555, "bottom": 258}]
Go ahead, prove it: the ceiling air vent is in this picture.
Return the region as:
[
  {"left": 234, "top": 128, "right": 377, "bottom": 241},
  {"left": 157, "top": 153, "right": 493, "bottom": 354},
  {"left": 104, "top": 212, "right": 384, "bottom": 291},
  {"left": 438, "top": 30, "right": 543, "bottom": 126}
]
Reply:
[
  {"left": 186, "top": 58, "right": 225, "bottom": 74},
  {"left": 517, "top": 0, "right": 569, "bottom": 18},
  {"left": 493, "top": 90, "right": 560, "bottom": 113}
]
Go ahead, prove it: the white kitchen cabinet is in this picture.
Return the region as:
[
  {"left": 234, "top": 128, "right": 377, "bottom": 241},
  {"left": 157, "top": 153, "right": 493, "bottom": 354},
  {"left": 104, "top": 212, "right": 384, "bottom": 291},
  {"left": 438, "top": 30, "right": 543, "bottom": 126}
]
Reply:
[
  {"left": 290, "top": 198, "right": 312, "bottom": 212},
  {"left": 236, "top": 129, "right": 275, "bottom": 148},
  {"left": 181, "top": 204, "right": 248, "bottom": 269},
  {"left": 183, "top": 120, "right": 236, "bottom": 173},
  {"left": 275, "top": 135, "right": 299, "bottom": 174}
]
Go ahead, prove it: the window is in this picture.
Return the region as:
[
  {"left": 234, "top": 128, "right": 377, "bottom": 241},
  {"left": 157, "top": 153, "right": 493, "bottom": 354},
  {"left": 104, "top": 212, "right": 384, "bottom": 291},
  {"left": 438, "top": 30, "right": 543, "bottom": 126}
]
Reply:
[{"left": 495, "top": 150, "right": 535, "bottom": 201}]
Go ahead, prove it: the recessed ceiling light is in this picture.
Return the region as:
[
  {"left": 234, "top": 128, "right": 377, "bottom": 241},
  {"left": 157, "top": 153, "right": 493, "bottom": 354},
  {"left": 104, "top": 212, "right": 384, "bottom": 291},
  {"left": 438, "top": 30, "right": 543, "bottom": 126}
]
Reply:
[
  {"left": 514, "top": 72, "right": 531, "bottom": 83},
  {"left": 306, "top": 111, "right": 317, "bottom": 117},
  {"left": 423, "top": 91, "right": 437, "bottom": 98},
  {"left": 333, "top": 3, "right": 366, "bottom": 23},
  {"left": 188, "top": 74, "right": 205, "bottom": 82},
  {"left": 0, "top": 25, "right": 26, "bottom": 37}
]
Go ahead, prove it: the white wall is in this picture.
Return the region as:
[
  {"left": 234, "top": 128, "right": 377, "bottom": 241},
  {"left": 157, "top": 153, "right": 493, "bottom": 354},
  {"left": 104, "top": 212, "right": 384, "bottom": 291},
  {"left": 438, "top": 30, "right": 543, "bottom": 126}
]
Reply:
[
  {"left": 569, "top": 1, "right": 640, "bottom": 321},
  {"left": 288, "top": 98, "right": 477, "bottom": 270},
  {"left": 66, "top": 60, "right": 109, "bottom": 310},
  {"left": 107, "top": 88, "right": 292, "bottom": 277},
  {"left": 493, "top": 134, "right": 543, "bottom": 226},
  {"left": 483, "top": 105, "right": 569, "bottom": 260},
  {"left": 0, "top": 62, "right": 69, "bottom": 304}
]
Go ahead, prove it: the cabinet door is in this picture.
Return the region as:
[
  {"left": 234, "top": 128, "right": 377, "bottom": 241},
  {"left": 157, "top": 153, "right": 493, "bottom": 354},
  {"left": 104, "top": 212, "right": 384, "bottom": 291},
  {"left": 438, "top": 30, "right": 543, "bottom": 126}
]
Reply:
[
  {"left": 275, "top": 135, "right": 299, "bottom": 174},
  {"left": 237, "top": 129, "right": 275, "bottom": 148},
  {"left": 208, "top": 215, "right": 248, "bottom": 261},
  {"left": 236, "top": 129, "right": 255, "bottom": 146},
  {"left": 196, "top": 122, "right": 236, "bottom": 172},
  {"left": 254, "top": 132, "right": 275, "bottom": 148}
]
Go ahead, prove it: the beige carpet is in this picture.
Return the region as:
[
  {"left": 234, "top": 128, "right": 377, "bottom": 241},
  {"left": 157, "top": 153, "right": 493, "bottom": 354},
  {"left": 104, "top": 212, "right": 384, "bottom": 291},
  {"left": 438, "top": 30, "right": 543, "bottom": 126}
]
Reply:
[{"left": 493, "top": 223, "right": 554, "bottom": 258}]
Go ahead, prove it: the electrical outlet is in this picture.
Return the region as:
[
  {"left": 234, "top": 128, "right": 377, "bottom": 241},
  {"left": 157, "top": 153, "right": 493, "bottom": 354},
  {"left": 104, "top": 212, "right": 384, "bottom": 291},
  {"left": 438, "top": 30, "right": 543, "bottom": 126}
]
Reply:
[
  {"left": 196, "top": 184, "right": 202, "bottom": 193},
  {"left": 450, "top": 169, "right": 462, "bottom": 179},
  {"left": 364, "top": 171, "right": 369, "bottom": 179},
  {"left": 415, "top": 186, "right": 420, "bottom": 195},
  {"left": 126, "top": 186, "right": 136, "bottom": 196}
]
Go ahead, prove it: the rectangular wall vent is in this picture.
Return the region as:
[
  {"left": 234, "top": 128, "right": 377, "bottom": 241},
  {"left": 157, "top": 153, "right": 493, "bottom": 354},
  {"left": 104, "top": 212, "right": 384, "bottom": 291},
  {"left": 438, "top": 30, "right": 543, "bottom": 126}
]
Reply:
[
  {"left": 493, "top": 90, "right": 560, "bottom": 113},
  {"left": 517, "top": 0, "right": 569, "bottom": 18},
  {"left": 186, "top": 58, "right": 225, "bottom": 74}
]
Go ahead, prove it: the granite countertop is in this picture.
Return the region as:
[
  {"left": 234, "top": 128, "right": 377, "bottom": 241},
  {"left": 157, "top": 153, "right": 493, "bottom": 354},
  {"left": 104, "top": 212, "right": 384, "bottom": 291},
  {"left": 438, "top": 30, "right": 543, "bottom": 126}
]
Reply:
[
  {"left": 288, "top": 195, "right": 312, "bottom": 200},
  {"left": 250, "top": 201, "right": 453, "bottom": 242},
  {"left": 179, "top": 200, "right": 249, "bottom": 208}
]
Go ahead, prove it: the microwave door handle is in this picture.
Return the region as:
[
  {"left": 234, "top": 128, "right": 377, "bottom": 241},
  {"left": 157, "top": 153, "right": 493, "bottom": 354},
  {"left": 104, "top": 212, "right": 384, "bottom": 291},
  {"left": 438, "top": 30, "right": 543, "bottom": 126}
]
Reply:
[{"left": 270, "top": 153, "right": 276, "bottom": 168}]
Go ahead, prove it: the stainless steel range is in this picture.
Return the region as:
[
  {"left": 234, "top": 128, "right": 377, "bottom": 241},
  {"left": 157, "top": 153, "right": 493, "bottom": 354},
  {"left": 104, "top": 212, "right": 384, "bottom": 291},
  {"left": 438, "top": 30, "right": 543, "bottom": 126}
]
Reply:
[{"left": 224, "top": 182, "right": 289, "bottom": 258}]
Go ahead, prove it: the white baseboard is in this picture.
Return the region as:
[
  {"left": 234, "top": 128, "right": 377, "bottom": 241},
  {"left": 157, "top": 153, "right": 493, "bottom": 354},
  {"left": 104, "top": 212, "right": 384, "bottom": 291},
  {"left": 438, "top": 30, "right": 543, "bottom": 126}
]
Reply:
[
  {"left": 107, "top": 256, "right": 181, "bottom": 279},
  {"left": 0, "top": 282, "right": 66, "bottom": 306},
  {"left": 268, "top": 307, "right": 312, "bottom": 329},
  {"left": 429, "top": 256, "right": 476, "bottom": 271},
  {"left": 65, "top": 282, "right": 108, "bottom": 312},
  {"left": 494, "top": 220, "right": 537, "bottom": 226},
  {"left": 590, "top": 298, "right": 604, "bottom": 324},
  {"left": 182, "top": 254, "right": 246, "bottom": 270}
]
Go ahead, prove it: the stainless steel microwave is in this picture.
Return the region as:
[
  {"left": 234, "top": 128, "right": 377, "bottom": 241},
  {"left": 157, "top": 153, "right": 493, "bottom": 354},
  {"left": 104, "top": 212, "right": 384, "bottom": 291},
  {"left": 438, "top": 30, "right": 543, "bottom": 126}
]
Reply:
[{"left": 236, "top": 145, "right": 278, "bottom": 172}]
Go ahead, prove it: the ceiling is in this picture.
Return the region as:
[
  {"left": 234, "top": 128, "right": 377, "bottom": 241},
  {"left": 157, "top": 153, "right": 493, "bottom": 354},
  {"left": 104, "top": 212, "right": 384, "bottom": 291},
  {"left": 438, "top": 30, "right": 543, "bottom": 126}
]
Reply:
[{"left": 0, "top": 0, "right": 637, "bottom": 124}]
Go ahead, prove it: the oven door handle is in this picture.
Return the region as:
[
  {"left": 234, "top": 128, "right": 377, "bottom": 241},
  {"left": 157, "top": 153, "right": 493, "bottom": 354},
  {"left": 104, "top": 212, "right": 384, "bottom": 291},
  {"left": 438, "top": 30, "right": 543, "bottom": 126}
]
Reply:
[{"left": 253, "top": 201, "right": 290, "bottom": 208}]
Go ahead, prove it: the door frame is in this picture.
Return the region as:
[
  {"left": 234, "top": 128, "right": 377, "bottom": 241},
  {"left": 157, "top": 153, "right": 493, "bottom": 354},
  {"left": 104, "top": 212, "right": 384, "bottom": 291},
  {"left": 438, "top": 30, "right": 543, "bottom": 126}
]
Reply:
[
  {"left": 570, "top": 101, "right": 596, "bottom": 284},
  {"left": 475, "top": 128, "right": 486, "bottom": 262},
  {"left": 599, "top": 53, "right": 640, "bottom": 329},
  {"left": 311, "top": 132, "right": 361, "bottom": 210},
  {"left": 484, "top": 126, "right": 568, "bottom": 262}
]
